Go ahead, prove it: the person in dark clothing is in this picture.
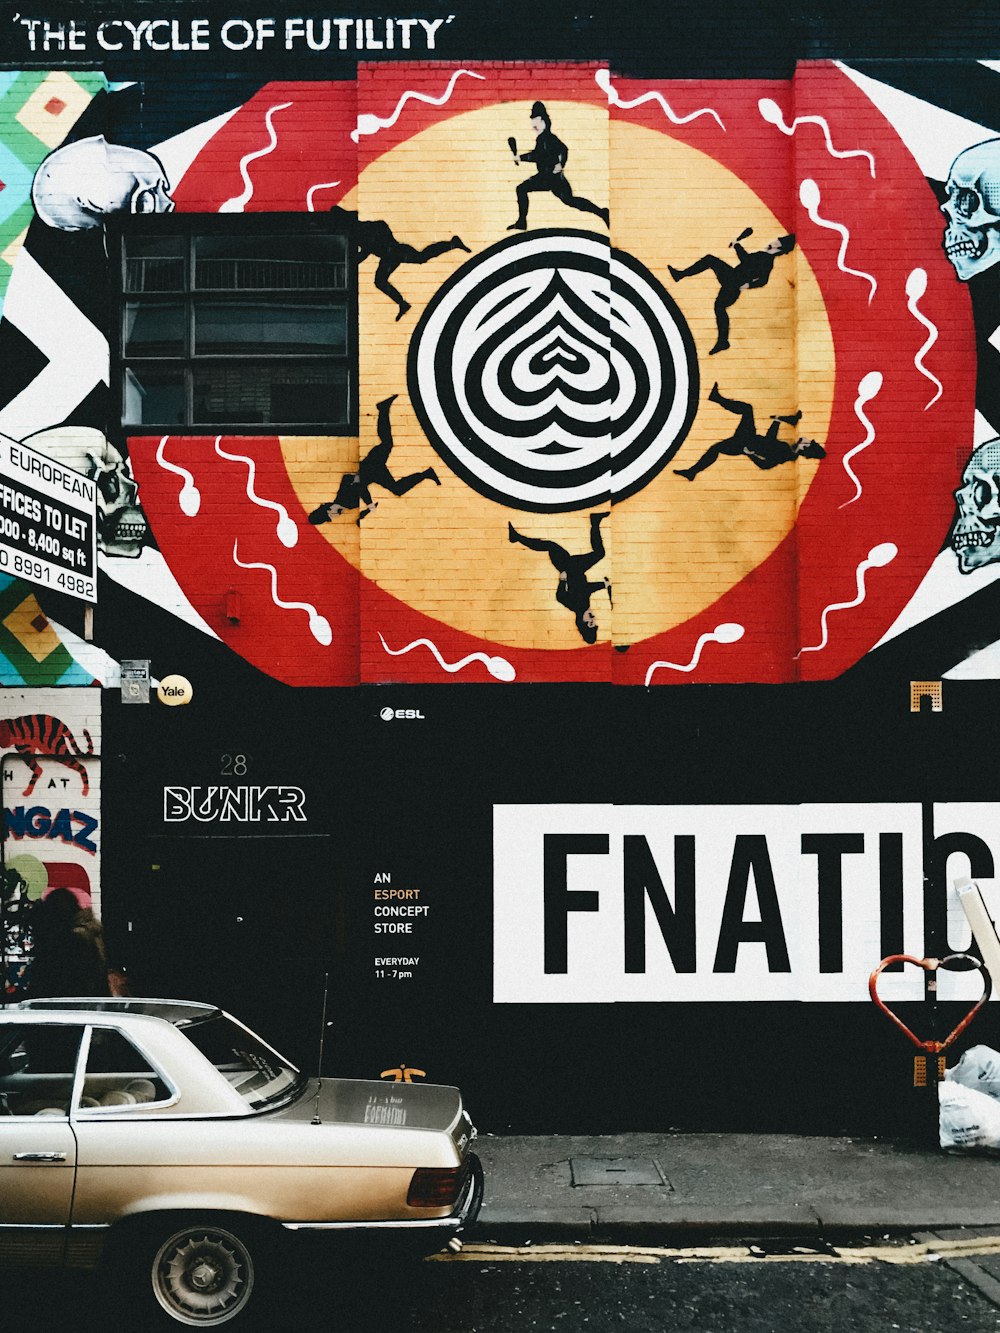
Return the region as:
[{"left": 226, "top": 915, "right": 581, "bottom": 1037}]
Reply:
[
  {"left": 330, "top": 206, "right": 470, "bottom": 320},
  {"left": 508, "top": 101, "right": 609, "bottom": 232},
  {"left": 2, "top": 868, "right": 33, "bottom": 998},
  {"left": 509, "top": 511, "right": 611, "bottom": 643},
  {"left": 308, "top": 394, "right": 440, "bottom": 525},
  {"left": 28, "top": 888, "right": 109, "bottom": 998},
  {"left": 674, "top": 382, "right": 825, "bottom": 481},
  {"left": 668, "top": 230, "right": 795, "bottom": 354}
]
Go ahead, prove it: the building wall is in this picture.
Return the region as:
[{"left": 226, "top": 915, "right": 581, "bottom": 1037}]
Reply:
[
  {"left": 2, "top": 22, "right": 1000, "bottom": 1130},
  {"left": 0, "top": 59, "right": 987, "bottom": 685}
]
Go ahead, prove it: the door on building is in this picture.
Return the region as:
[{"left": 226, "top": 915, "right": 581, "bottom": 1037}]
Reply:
[{"left": 120, "top": 833, "right": 339, "bottom": 1070}]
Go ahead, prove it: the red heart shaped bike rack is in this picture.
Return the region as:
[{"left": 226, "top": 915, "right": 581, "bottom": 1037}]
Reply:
[{"left": 869, "top": 953, "right": 992, "bottom": 1053}]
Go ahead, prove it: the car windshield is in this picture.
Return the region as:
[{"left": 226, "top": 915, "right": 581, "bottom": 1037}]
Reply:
[{"left": 183, "top": 1015, "right": 303, "bottom": 1109}]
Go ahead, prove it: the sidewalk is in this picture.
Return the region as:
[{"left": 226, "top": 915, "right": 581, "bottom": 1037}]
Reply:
[{"left": 472, "top": 1134, "right": 1000, "bottom": 1241}]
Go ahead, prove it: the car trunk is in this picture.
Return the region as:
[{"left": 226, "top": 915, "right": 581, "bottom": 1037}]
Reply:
[{"left": 273, "top": 1077, "right": 466, "bottom": 1137}]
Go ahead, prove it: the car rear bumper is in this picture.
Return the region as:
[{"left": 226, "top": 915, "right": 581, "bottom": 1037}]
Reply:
[{"left": 281, "top": 1151, "right": 484, "bottom": 1241}]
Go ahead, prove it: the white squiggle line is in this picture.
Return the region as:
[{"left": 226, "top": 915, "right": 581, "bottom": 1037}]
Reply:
[
  {"left": 799, "top": 179, "right": 877, "bottom": 304},
  {"left": 352, "top": 70, "right": 486, "bottom": 143},
  {"left": 219, "top": 102, "right": 293, "bottom": 212},
  {"left": 232, "top": 540, "right": 332, "bottom": 646},
  {"left": 839, "top": 371, "right": 883, "bottom": 510},
  {"left": 306, "top": 179, "right": 341, "bottom": 212},
  {"left": 214, "top": 438, "right": 297, "bottom": 548},
  {"left": 596, "top": 68, "right": 725, "bottom": 131},
  {"left": 797, "top": 543, "right": 897, "bottom": 657},
  {"left": 644, "top": 623, "right": 744, "bottom": 686},
  {"left": 757, "top": 98, "right": 875, "bottom": 177},
  {"left": 155, "top": 435, "right": 200, "bottom": 516},
  {"left": 905, "top": 268, "right": 944, "bottom": 409},
  {"left": 378, "top": 632, "right": 516, "bottom": 682}
]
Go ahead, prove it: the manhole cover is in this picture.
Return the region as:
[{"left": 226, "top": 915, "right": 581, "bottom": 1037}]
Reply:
[{"left": 570, "top": 1157, "right": 670, "bottom": 1187}]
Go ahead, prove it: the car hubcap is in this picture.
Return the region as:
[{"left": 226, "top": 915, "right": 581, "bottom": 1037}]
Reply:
[
  {"left": 152, "top": 1226, "right": 254, "bottom": 1325},
  {"left": 190, "top": 1259, "right": 222, "bottom": 1290}
]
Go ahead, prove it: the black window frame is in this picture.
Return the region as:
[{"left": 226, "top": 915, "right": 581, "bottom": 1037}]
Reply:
[{"left": 113, "top": 212, "right": 357, "bottom": 435}]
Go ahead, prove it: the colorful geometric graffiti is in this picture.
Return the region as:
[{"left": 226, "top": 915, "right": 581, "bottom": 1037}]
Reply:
[
  {"left": 0, "top": 575, "right": 95, "bottom": 684},
  {"left": 2, "top": 59, "right": 999, "bottom": 685},
  {"left": 0, "top": 71, "right": 106, "bottom": 298},
  {"left": 0, "top": 70, "right": 105, "bottom": 688}
]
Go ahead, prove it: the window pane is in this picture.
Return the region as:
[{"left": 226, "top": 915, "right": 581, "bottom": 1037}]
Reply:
[
  {"left": 193, "top": 361, "right": 348, "bottom": 425},
  {"left": 184, "top": 1014, "right": 300, "bottom": 1109},
  {"left": 124, "top": 300, "right": 186, "bottom": 356},
  {"left": 124, "top": 365, "right": 186, "bottom": 424},
  {"left": 80, "top": 1028, "right": 170, "bottom": 1108},
  {"left": 195, "top": 234, "right": 347, "bottom": 290},
  {"left": 195, "top": 301, "right": 346, "bottom": 355},
  {"left": 0, "top": 1024, "right": 81, "bottom": 1116},
  {"left": 125, "top": 237, "right": 185, "bottom": 292}
]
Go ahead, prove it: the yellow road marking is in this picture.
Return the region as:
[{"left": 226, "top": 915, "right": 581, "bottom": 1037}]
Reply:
[{"left": 433, "top": 1238, "right": 1000, "bottom": 1266}]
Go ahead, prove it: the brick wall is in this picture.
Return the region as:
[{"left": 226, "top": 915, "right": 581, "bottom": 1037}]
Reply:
[{"left": 0, "top": 52, "right": 983, "bottom": 687}]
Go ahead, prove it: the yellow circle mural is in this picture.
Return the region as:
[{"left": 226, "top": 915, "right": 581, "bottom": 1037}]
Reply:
[{"left": 285, "top": 104, "right": 833, "bottom": 651}]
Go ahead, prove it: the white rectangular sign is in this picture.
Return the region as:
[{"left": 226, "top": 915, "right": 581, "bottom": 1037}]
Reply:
[
  {"left": 494, "top": 803, "right": 1000, "bottom": 1004},
  {"left": 0, "top": 436, "right": 97, "bottom": 602}
]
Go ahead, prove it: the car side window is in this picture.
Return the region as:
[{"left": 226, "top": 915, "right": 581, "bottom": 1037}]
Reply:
[
  {"left": 0, "top": 1024, "right": 82, "bottom": 1117},
  {"left": 79, "top": 1028, "right": 172, "bottom": 1111}
]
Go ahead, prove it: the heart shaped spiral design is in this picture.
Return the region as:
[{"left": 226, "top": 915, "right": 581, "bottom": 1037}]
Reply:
[{"left": 409, "top": 229, "right": 698, "bottom": 511}]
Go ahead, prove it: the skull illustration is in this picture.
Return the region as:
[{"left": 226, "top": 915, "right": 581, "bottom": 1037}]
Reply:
[
  {"left": 31, "top": 135, "right": 174, "bottom": 232},
  {"left": 942, "top": 140, "right": 1000, "bottom": 280},
  {"left": 23, "top": 426, "right": 149, "bottom": 558},
  {"left": 953, "top": 438, "right": 1000, "bottom": 572},
  {"left": 91, "top": 448, "right": 148, "bottom": 558}
]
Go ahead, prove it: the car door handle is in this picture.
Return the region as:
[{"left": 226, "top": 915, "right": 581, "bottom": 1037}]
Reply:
[{"left": 12, "top": 1152, "right": 67, "bottom": 1162}]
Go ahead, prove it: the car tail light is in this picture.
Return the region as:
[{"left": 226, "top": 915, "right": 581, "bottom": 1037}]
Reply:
[{"left": 407, "top": 1161, "right": 469, "bottom": 1208}]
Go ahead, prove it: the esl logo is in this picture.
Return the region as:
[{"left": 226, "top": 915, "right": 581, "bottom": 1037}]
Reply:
[{"left": 380, "top": 706, "right": 425, "bottom": 721}]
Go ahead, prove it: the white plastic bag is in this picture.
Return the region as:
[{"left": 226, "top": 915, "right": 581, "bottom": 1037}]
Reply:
[
  {"left": 939, "top": 1079, "right": 1000, "bottom": 1151},
  {"left": 946, "top": 1044, "right": 1000, "bottom": 1102}
]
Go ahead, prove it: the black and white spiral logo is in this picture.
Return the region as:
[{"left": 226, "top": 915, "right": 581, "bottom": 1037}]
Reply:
[{"left": 408, "top": 229, "right": 698, "bottom": 511}]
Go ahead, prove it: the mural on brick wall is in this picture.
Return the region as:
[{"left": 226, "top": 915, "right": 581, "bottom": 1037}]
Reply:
[
  {"left": 7, "top": 58, "right": 1000, "bottom": 685},
  {"left": 0, "top": 690, "right": 101, "bottom": 997},
  {"left": 0, "top": 71, "right": 107, "bottom": 686}
]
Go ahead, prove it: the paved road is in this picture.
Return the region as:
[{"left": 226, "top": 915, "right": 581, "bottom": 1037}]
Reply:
[{"left": 9, "top": 1236, "right": 1000, "bottom": 1331}]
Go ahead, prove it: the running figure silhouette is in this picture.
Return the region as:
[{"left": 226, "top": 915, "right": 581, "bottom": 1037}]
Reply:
[
  {"left": 674, "top": 383, "right": 825, "bottom": 481},
  {"left": 669, "top": 229, "right": 795, "bottom": 355},
  {"left": 330, "top": 207, "right": 470, "bottom": 321},
  {"left": 308, "top": 395, "right": 440, "bottom": 524},
  {"left": 507, "top": 101, "right": 609, "bottom": 232},
  {"left": 509, "top": 511, "right": 612, "bottom": 643}
]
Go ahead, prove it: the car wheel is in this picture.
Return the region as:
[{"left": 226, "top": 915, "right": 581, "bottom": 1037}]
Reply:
[{"left": 148, "top": 1221, "right": 257, "bottom": 1327}]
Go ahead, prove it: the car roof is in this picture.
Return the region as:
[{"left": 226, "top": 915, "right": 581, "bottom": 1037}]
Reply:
[
  {"left": 8, "top": 998, "right": 222, "bottom": 1027},
  {"left": 2, "top": 999, "right": 264, "bottom": 1117}
]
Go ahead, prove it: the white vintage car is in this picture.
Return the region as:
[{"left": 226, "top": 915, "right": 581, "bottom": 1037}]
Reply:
[{"left": 0, "top": 998, "right": 482, "bottom": 1327}]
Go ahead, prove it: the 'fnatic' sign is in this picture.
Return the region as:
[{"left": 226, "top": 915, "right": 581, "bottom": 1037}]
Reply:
[{"left": 493, "top": 803, "right": 1000, "bottom": 1004}]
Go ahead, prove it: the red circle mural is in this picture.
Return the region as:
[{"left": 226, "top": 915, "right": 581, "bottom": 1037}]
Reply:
[{"left": 131, "top": 63, "right": 975, "bottom": 686}]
